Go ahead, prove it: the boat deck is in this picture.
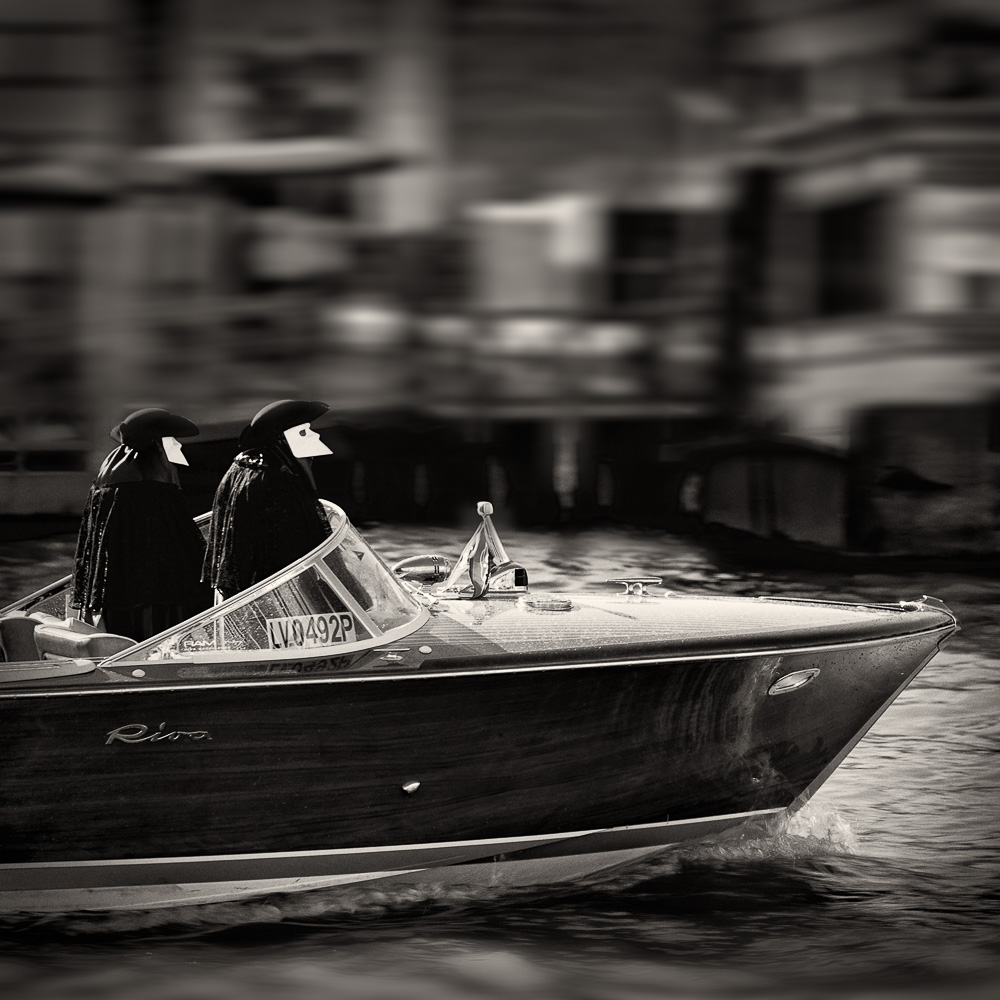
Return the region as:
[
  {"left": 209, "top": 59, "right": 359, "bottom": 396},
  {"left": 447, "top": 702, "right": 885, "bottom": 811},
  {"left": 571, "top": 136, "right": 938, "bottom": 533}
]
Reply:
[{"left": 1, "top": 594, "right": 957, "bottom": 693}]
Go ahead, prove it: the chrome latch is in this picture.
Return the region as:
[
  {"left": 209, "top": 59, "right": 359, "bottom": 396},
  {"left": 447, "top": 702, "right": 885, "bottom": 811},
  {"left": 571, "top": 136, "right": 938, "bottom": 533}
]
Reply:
[
  {"left": 607, "top": 577, "right": 662, "bottom": 596},
  {"left": 378, "top": 647, "right": 409, "bottom": 661}
]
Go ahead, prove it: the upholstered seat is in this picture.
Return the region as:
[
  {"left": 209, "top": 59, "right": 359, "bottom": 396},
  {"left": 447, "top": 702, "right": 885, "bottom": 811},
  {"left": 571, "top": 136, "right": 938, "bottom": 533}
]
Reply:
[
  {"left": 31, "top": 613, "right": 99, "bottom": 632},
  {"left": 33, "top": 624, "right": 136, "bottom": 661}
]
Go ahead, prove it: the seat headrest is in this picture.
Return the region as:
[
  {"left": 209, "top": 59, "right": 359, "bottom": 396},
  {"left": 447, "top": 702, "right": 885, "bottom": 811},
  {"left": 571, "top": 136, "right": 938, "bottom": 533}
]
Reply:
[
  {"left": 29, "top": 612, "right": 70, "bottom": 628},
  {"left": 0, "top": 615, "right": 41, "bottom": 662}
]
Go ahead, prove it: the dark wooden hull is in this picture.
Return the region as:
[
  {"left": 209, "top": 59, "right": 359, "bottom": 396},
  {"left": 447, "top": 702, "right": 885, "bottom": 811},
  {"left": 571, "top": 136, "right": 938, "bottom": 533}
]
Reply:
[{"left": 1, "top": 627, "right": 947, "bottom": 890}]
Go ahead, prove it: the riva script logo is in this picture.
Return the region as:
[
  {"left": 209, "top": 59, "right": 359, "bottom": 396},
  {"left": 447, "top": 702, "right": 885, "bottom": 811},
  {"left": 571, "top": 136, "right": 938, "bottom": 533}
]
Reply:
[{"left": 105, "top": 723, "right": 212, "bottom": 745}]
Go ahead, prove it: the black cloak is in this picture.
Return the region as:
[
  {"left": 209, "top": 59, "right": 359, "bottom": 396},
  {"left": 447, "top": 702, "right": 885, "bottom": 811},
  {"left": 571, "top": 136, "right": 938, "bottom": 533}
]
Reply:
[
  {"left": 72, "top": 442, "right": 212, "bottom": 640},
  {"left": 201, "top": 440, "right": 332, "bottom": 600}
]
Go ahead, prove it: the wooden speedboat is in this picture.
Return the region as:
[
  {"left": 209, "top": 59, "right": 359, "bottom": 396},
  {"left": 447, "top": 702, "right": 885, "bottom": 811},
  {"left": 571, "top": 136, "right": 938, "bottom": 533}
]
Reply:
[{"left": 0, "top": 502, "right": 958, "bottom": 912}]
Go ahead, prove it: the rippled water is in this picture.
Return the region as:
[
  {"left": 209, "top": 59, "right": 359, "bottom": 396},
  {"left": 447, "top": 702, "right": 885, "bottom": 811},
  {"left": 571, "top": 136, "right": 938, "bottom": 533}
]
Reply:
[{"left": 1, "top": 524, "right": 998, "bottom": 1000}]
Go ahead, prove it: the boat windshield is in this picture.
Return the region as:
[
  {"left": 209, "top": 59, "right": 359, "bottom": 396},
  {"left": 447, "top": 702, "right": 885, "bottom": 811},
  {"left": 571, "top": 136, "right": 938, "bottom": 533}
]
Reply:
[{"left": 107, "top": 502, "right": 426, "bottom": 664}]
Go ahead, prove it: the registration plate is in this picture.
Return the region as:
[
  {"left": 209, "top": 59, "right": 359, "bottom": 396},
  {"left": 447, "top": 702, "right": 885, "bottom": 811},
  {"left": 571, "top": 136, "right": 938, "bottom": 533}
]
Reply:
[{"left": 266, "top": 612, "right": 356, "bottom": 650}]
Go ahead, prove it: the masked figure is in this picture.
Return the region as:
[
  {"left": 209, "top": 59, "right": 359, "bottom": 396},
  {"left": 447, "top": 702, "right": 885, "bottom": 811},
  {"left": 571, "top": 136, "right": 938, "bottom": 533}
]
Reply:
[
  {"left": 202, "top": 399, "right": 333, "bottom": 600},
  {"left": 72, "top": 408, "right": 212, "bottom": 641}
]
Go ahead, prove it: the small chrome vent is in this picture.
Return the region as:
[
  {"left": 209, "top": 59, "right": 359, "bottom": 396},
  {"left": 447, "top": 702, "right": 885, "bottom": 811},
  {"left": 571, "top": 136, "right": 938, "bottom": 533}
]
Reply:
[{"left": 768, "top": 668, "right": 820, "bottom": 696}]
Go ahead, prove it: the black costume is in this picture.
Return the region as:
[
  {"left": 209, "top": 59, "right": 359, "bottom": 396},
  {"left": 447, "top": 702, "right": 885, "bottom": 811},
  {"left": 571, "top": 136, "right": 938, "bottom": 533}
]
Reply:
[
  {"left": 72, "top": 412, "right": 211, "bottom": 641},
  {"left": 202, "top": 401, "right": 332, "bottom": 600}
]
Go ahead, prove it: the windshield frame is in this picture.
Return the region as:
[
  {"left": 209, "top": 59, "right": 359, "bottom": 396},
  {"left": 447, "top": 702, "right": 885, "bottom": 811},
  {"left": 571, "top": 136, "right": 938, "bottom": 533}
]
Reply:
[{"left": 104, "top": 501, "right": 428, "bottom": 665}]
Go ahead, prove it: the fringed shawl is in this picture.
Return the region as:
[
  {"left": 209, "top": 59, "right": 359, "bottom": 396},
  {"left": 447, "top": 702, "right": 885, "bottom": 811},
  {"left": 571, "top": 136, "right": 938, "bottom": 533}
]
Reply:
[
  {"left": 201, "top": 443, "right": 332, "bottom": 599},
  {"left": 72, "top": 444, "right": 211, "bottom": 616}
]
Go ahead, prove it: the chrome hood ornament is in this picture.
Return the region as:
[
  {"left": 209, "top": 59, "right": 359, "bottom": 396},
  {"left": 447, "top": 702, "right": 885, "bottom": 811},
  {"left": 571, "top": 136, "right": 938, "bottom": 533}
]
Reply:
[{"left": 439, "top": 501, "right": 528, "bottom": 599}]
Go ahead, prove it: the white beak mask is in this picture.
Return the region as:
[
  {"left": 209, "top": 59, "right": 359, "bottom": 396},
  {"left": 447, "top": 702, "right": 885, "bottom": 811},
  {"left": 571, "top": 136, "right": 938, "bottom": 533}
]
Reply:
[
  {"left": 284, "top": 422, "right": 332, "bottom": 458},
  {"left": 162, "top": 436, "right": 189, "bottom": 466}
]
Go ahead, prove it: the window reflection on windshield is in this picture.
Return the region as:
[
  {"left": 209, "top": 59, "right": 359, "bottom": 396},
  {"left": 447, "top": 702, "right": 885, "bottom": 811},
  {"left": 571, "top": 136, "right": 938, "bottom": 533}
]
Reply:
[
  {"left": 115, "top": 515, "right": 422, "bottom": 662},
  {"left": 323, "top": 524, "right": 416, "bottom": 631},
  {"left": 222, "top": 569, "right": 372, "bottom": 651}
]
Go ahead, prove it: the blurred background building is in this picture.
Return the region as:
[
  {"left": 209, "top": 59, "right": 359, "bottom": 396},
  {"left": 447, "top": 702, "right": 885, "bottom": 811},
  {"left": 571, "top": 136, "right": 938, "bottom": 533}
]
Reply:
[
  {"left": 718, "top": 0, "right": 1000, "bottom": 558},
  {"left": 1, "top": 0, "right": 999, "bottom": 559}
]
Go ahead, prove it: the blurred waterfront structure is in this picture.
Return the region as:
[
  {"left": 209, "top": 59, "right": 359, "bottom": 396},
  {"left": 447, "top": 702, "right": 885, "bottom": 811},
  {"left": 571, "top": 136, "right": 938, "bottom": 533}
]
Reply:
[
  {"left": 721, "top": 0, "right": 1000, "bottom": 555},
  {"left": 1, "top": 0, "right": 1000, "bottom": 553}
]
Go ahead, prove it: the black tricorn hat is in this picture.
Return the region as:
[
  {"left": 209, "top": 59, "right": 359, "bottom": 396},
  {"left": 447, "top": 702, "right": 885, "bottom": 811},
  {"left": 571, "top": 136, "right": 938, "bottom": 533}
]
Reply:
[
  {"left": 239, "top": 399, "right": 329, "bottom": 449},
  {"left": 111, "top": 408, "right": 200, "bottom": 449}
]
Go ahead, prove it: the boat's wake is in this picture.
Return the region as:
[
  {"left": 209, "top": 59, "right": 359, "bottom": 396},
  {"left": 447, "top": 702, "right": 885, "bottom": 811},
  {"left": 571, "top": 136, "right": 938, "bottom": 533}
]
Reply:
[
  {"left": 9, "top": 880, "right": 524, "bottom": 939},
  {"left": 564, "top": 800, "right": 859, "bottom": 897},
  {"left": 684, "top": 800, "right": 859, "bottom": 863}
]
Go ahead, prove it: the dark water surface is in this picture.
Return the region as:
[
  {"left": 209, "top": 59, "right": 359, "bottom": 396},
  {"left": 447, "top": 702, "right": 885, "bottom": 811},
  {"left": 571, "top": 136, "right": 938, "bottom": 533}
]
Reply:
[{"left": 1, "top": 524, "right": 998, "bottom": 1000}]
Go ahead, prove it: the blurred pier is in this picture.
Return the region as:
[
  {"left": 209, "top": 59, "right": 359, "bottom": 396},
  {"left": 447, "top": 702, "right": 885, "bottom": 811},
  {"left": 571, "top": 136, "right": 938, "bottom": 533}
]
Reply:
[{"left": 2, "top": 1, "right": 1000, "bottom": 562}]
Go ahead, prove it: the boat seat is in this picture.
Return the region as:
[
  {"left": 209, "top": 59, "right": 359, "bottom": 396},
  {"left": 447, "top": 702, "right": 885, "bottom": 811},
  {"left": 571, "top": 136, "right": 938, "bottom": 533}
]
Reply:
[
  {"left": 0, "top": 613, "right": 42, "bottom": 661},
  {"left": 30, "top": 612, "right": 100, "bottom": 633},
  {"left": 33, "top": 624, "right": 137, "bottom": 661},
  {"left": 31, "top": 612, "right": 70, "bottom": 626}
]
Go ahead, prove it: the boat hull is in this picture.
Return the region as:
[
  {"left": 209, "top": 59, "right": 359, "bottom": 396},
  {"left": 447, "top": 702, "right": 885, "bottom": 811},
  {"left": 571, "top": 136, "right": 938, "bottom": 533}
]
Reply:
[{"left": 0, "top": 626, "right": 947, "bottom": 908}]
